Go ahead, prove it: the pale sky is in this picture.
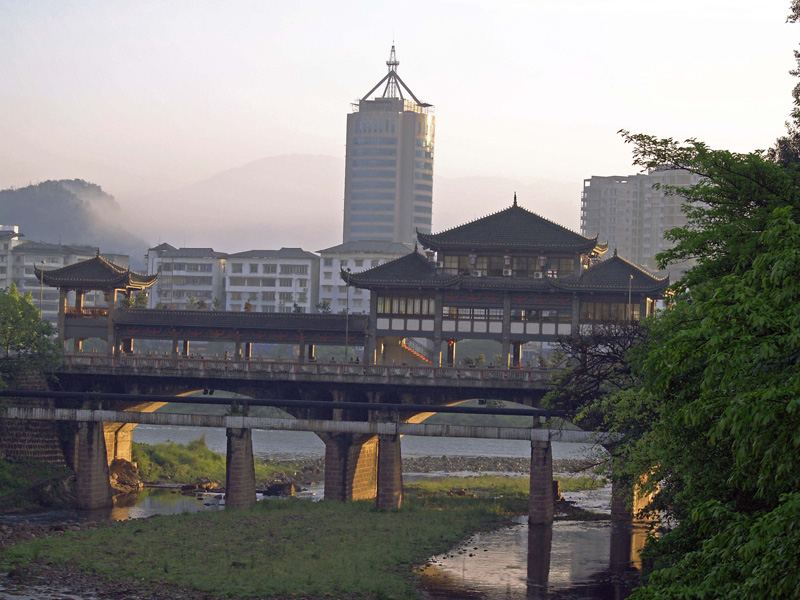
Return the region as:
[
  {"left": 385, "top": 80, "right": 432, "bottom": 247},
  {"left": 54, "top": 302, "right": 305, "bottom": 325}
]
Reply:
[{"left": 1, "top": 0, "right": 797, "bottom": 248}]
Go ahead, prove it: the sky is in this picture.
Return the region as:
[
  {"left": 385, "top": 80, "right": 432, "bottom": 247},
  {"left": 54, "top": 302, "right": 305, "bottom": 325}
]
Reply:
[{"left": 1, "top": 0, "right": 798, "bottom": 248}]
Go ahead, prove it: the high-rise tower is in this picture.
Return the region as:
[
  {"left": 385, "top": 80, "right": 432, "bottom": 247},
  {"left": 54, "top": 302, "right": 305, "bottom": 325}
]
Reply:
[{"left": 342, "top": 46, "right": 434, "bottom": 244}]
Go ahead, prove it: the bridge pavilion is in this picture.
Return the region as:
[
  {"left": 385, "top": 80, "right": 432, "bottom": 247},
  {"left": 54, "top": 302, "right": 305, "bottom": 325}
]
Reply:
[
  {"left": 35, "top": 253, "right": 158, "bottom": 354},
  {"left": 344, "top": 196, "right": 669, "bottom": 367}
]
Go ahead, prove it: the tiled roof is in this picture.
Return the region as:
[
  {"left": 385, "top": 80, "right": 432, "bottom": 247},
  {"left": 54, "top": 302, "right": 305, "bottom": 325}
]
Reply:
[
  {"left": 228, "top": 248, "right": 318, "bottom": 260},
  {"left": 37, "top": 255, "right": 157, "bottom": 289},
  {"left": 149, "top": 242, "right": 177, "bottom": 252},
  {"left": 318, "top": 240, "right": 413, "bottom": 255},
  {"left": 417, "top": 201, "right": 601, "bottom": 254},
  {"left": 13, "top": 241, "right": 97, "bottom": 255},
  {"left": 342, "top": 252, "right": 462, "bottom": 288},
  {"left": 114, "top": 309, "right": 369, "bottom": 331},
  {"left": 549, "top": 252, "right": 669, "bottom": 293},
  {"left": 158, "top": 247, "right": 228, "bottom": 259}
]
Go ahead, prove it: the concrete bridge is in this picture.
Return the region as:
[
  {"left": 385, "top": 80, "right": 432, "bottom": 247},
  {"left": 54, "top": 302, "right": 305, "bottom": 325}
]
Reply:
[{"left": 1, "top": 400, "right": 626, "bottom": 526}]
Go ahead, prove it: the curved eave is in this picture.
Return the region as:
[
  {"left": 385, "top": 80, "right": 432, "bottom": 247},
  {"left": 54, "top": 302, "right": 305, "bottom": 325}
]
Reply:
[
  {"left": 37, "top": 274, "right": 157, "bottom": 290},
  {"left": 548, "top": 281, "right": 670, "bottom": 295}
]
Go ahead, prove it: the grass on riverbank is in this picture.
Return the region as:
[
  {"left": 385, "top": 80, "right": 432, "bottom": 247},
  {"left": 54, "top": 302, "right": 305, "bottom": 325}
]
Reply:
[
  {"left": 407, "top": 473, "right": 605, "bottom": 496},
  {"left": 0, "top": 460, "right": 71, "bottom": 498},
  {"left": 2, "top": 484, "right": 529, "bottom": 599},
  {"left": 132, "top": 438, "right": 307, "bottom": 484}
]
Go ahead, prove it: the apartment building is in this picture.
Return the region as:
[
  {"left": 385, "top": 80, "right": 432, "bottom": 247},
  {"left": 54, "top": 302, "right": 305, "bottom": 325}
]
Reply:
[
  {"left": 225, "top": 248, "right": 319, "bottom": 313},
  {"left": 146, "top": 244, "right": 227, "bottom": 310},
  {"left": 317, "top": 241, "right": 412, "bottom": 314},
  {"left": 581, "top": 169, "right": 702, "bottom": 277}
]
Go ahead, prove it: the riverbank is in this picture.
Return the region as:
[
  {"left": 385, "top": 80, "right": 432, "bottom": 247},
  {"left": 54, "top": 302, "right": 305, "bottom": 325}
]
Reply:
[{"left": 2, "top": 478, "right": 535, "bottom": 600}]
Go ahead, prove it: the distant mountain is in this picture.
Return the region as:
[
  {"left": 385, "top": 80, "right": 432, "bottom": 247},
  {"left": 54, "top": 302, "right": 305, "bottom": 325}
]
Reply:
[
  {"left": 0, "top": 180, "right": 150, "bottom": 269},
  {"left": 126, "top": 155, "right": 345, "bottom": 253},
  {"left": 122, "top": 154, "right": 580, "bottom": 255}
]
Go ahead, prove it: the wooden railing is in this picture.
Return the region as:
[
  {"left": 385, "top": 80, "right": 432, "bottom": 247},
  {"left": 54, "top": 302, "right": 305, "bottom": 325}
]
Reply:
[
  {"left": 61, "top": 354, "right": 559, "bottom": 385},
  {"left": 65, "top": 307, "right": 109, "bottom": 318}
]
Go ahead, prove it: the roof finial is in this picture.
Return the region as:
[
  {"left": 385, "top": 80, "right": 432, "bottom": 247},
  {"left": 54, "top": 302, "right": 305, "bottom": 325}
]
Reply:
[
  {"left": 96, "top": 248, "right": 100, "bottom": 257},
  {"left": 513, "top": 192, "right": 517, "bottom": 207},
  {"left": 414, "top": 242, "right": 418, "bottom": 253}
]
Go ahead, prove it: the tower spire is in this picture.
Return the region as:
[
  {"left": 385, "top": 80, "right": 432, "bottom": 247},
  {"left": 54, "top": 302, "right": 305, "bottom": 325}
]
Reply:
[{"left": 385, "top": 44, "right": 400, "bottom": 98}]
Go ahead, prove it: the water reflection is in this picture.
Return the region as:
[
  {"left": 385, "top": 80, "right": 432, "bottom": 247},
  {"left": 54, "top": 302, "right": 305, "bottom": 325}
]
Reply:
[{"left": 420, "top": 519, "right": 644, "bottom": 599}]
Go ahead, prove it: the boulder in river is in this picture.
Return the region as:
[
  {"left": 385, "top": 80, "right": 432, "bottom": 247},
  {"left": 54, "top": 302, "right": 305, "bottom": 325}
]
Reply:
[{"left": 109, "top": 459, "right": 143, "bottom": 493}]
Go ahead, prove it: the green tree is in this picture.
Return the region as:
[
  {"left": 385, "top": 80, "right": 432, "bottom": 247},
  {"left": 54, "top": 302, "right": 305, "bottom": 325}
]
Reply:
[
  {"left": 0, "top": 284, "right": 63, "bottom": 388},
  {"left": 118, "top": 291, "right": 148, "bottom": 308},
  {"left": 315, "top": 301, "right": 331, "bottom": 314},
  {"left": 606, "top": 127, "right": 800, "bottom": 597}
]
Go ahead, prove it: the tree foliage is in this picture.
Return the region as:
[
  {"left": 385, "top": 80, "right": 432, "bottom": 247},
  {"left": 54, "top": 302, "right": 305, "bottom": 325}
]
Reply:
[
  {"left": 0, "top": 284, "right": 63, "bottom": 388},
  {"left": 607, "top": 127, "right": 800, "bottom": 597}
]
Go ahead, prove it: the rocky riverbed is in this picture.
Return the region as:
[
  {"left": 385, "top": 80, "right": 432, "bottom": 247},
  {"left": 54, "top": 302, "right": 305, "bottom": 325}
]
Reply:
[{"left": 262, "top": 455, "right": 599, "bottom": 487}]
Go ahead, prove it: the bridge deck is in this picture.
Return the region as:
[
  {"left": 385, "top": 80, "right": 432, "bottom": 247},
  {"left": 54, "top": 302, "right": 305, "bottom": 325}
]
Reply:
[{"left": 2, "top": 406, "right": 611, "bottom": 445}]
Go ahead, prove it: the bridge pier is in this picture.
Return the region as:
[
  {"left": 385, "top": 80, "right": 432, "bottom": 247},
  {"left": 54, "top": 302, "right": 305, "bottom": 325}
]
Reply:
[
  {"left": 103, "top": 422, "right": 136, "bottom": 463},
  {"left": 377, "top": 434, "right": 403, "bottom": 509},
  {"left": 225, "top": 427, "right": 256, "bottom": 509},
  {"left": 322, "top": 434, "right": 378, "bottom": 502},
  {"left": 529, "top": 440, "right": 553, "bottom": 524},
  {"left": 75, "top": 421, "right": 113, "bottom": 510}
]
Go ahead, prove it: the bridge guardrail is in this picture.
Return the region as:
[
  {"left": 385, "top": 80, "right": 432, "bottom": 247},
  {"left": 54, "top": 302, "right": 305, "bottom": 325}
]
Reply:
[{"left": 61, "top": 354, "right": 559, "bottom": 385}]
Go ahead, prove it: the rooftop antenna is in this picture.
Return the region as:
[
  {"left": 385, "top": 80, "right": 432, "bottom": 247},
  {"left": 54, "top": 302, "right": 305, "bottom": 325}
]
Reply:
[{"left": 384, "top": 43, "right": 400, "bottom": 98}]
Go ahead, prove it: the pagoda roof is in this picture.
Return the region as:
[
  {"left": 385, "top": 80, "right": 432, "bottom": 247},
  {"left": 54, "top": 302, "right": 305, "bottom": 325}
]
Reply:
[
  {"left": 342, "top": 251, "right": 461, "bottom": 289},
  {"left": 417, "top": 199, "right": 603, "bottom": 254},
  {"left": 549, "top": 252, "right": 669, "bottom": 294},
  {"left": 37, "top": 254, "right": 157, "bottom": 290}
]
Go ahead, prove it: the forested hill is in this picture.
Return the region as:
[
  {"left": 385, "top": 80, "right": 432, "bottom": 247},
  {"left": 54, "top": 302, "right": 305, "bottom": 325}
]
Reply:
[{"left": 0, "top": 180, "right": 148, "bottom": 269}]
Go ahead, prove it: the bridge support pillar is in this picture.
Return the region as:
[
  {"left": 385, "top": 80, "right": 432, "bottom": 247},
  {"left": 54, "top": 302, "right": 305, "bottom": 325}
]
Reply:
[
  {"left": 183, "top": 340, "right": 190, "bottom": 356},
  {"left": 244, "top": 342, "right": 252, "bottom": 360},
  {"left": 75, "top": 421, "right": 113, "bottom": 510},
  {"left": 529, "top": 440, "right": 553, "bottom": 524},
  {"left": 323, "top": 434, "right": 378, "bottom": 502},
  {"left": 172, "top": 339, "right": 179, "bottom": 357},
  {"left": 225, "top": 427, "right": 256, "bottom": 509},
  {"left": 103, "top": 422, "right": 136, "bottom": 463},
  {"left": 307, "top": 343, "right": 315, "bottom": 362},
  {"left": 377, "top": 434, "right": 403, "bottom": 509},
  {"left": 512, "top": 341, "right": 522, "bottom": 367},
  {"left": 445, "top": 340, "right": 456, "bottom": 366}
]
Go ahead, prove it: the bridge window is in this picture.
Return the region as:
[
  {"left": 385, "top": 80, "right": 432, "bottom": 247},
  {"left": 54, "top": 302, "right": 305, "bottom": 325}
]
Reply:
[
  {"left": 443, "top": 306, "right": 503, "bottom": 320},
  {"left": 377, "top": 295, "right": 435, "bottom": 315},
  {"left": 580, "top": 301, "right": 640, "bottom": 322}
]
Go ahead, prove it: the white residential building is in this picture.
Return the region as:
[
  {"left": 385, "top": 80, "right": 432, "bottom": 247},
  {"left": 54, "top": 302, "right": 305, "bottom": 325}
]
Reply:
[
  {"left": 146, "top": 244, "right": 228, "bottom": 310},
  {"left": 317, "top": 241, "right": 412, "bottom": 314},
  {"left": 225, "top": 248, "right": 319, "bottom": 313},
  {"left": 581, "top": 169, "right": 702, "bottom": 278}
]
